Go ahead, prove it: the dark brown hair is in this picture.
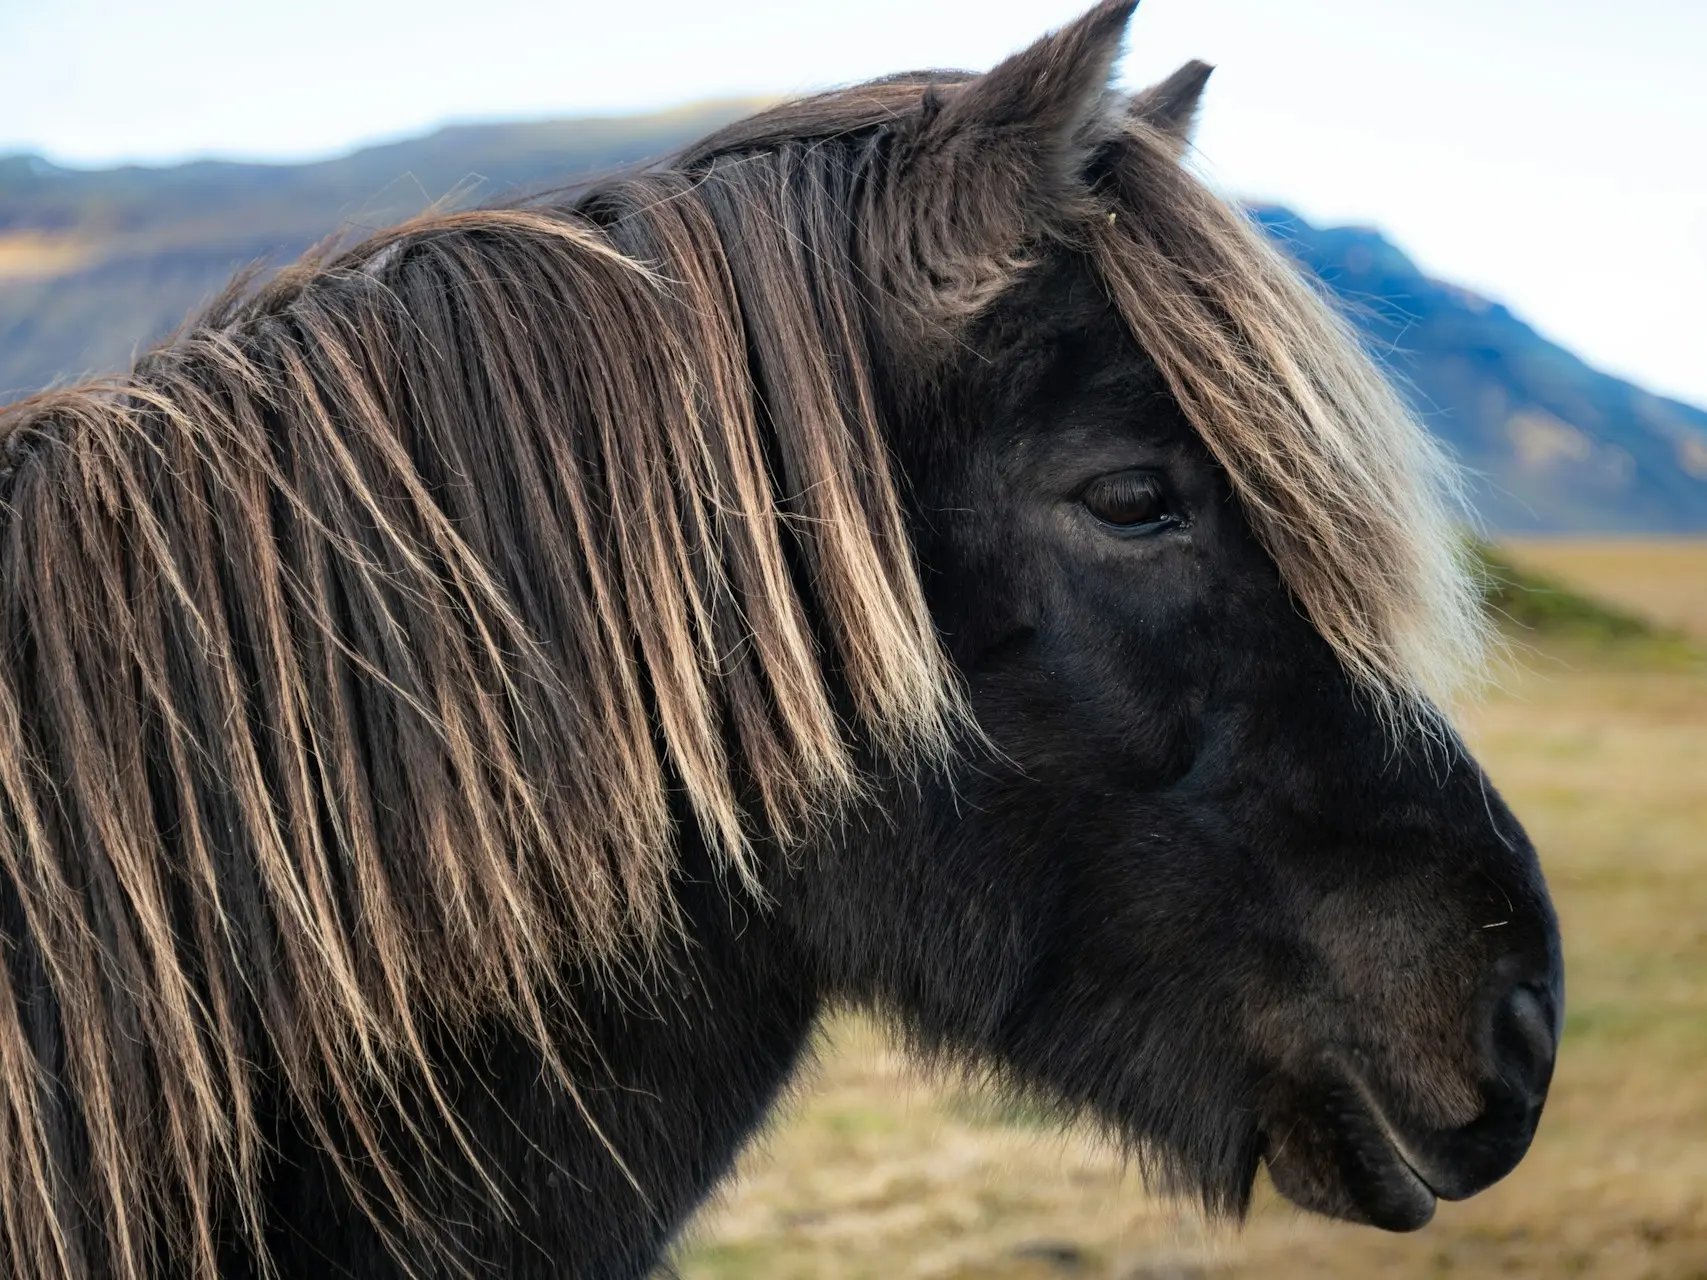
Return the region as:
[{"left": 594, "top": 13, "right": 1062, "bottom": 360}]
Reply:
[{"left": 0, "top": 18, "right": 1484, "bottom": 1275}]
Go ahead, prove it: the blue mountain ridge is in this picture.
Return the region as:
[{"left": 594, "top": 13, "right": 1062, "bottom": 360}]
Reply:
[
  {"left": 2, "top": 112, "right": 1703, "bottom": 531},
  {"left": 1251, "top": 206, "right": 1707, "bottom": 532}
]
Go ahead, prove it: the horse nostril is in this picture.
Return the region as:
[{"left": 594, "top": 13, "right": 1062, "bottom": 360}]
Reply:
[{"left": 1485, "top": 978, "right": 1560, "bottom": 1103}]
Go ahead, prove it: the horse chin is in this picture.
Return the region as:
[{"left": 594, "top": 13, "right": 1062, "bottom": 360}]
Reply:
[
  {"left": 1257, "top": 1058, "right": 1443, "bottom": 1233},
  {"left": 1263, "top": 1123, "right": 1438, "bottom": 1234}
]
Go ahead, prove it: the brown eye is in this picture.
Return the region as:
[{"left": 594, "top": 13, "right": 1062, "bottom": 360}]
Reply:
[{"left": 1082, "top": 470, "right": 1178, "bottom": 531}]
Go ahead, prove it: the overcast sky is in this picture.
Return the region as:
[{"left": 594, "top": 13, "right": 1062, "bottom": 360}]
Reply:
[{"left": 2, "top": 0, "right": 1703, "bottom": 407}]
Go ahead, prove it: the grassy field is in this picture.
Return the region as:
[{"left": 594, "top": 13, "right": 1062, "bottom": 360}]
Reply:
[
  {"left": 667, "top": 543, "right": 1707, "bottom": 1279},
  {"left": 1500, "top": 539, "right": 1707, "bottom": 642}
]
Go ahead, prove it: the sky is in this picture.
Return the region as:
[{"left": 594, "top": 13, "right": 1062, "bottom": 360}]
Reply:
[{"left": 1, "top": 0, "right": 1704, "bottom": 407}]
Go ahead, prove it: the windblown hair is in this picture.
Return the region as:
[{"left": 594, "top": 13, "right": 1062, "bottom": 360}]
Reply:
[
  {"left": 0, "top": 65, "right": 1485, "bottom": 1280},
  {"left": 1090, "top": 125, "right": 1486, "bottom": 716},
  {"left": 0, "top": 155, "right": 965, "bottom": 1280},
  {"left": 692, "top": 79, "right": 1488, "bottom": 713}
]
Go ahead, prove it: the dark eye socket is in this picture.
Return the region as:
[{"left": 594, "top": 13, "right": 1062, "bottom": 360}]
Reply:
[{"left": 1081, "top": 470, "right": 1180, "bottom": 532}]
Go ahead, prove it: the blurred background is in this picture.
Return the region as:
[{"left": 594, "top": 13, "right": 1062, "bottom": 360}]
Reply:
[{"left": 2, "top": 1, "right": 1703, "bottom": 1276}]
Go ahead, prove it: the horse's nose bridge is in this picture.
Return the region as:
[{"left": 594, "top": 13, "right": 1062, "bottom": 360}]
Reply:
[
  {"left": 1196, "top": 684, "right": 1564, "bottom": 1051},
  {"left": 1464, "top": 846, "right": 1566, "bottom": 1087},
  {"left": 1379, "top": 827, "right": 1562, "bottom": 1128},
  {"left": 1271, "top": 724, "right": 1559, "bottom": 1040},
  {"left": 1439, "top": 754, "right": 1562, "bottom": 998}
]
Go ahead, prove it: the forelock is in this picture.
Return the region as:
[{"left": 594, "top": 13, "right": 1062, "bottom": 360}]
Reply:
[{"left": 1085, "top": 120, "right": 1490, "bottom": 723}]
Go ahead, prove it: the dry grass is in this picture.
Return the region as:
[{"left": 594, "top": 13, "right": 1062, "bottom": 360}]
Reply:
[
  {"left": 667, "top": 549, "right": 1707, "bottom": 1280},
  {"left": 1501, "top": 538, "right": 1707, "bottom": 641}
]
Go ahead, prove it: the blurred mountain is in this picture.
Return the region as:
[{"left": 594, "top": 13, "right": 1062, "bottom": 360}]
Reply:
[
  {"left": 0, "top": 103, "right": 756, "bottom": 399},
  {"left": 3, "top": 109, "right": 1704, "bottom": 531},
  {"left": 1253, "top": 207, "right": 1707, "bottom": 532}
]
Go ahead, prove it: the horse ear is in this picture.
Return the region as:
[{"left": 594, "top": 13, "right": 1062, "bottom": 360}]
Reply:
[
  {"left": 878, "top": 1, "right": 1137, "bottom": 327},
  {"left": 927, "top": 0, "right": 1138, "bottom": 174},
  {"left": 1130, "top": 59, "right": 1213, "bottom": 153}
]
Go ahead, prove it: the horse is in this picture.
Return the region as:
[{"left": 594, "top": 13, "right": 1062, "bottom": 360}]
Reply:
[{"left": 0, "top": 3, "right": 1562, "bottom": 1275}]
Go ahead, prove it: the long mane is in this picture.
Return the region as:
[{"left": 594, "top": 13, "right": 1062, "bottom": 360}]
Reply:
[
  {"left": 0, "top": 77, "right": 1484, "bottom": 1279},
  {"left": 0, "top": 142, "right": 967, "bottom": 1278}
]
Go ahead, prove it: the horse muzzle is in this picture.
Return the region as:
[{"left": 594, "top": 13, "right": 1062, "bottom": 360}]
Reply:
[{"left": 1260, "top": 954, "right": 1564, "bottom": 1231}]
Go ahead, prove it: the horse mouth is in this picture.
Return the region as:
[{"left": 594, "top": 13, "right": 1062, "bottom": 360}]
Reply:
[
  {"left": 1257, "top": 983, "right": 1558, "bottom": 1233},
  {"left": 1259, "top": 1056, "right": 1447, "bottom": 1233}
]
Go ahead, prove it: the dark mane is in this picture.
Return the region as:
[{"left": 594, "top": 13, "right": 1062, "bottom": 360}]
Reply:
[
  {"left": 0, "top": 66, "right": 1485, "bottom": 1280},
  {"left": 0, "top": 116, "right": 973, "bottom": 1278}
]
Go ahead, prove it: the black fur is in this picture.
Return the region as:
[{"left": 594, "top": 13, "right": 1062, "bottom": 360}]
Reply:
[{"left": 234, "top": 253, "right": 1562, "bottom": 1277}]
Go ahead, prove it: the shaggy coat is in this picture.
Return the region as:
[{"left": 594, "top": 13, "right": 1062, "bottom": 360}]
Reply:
[{"left": 0, "top": 3, "right": 1559, "bottom": 1276}]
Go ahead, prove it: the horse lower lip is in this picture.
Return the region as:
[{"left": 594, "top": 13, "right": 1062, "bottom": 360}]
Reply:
[
  {"left": 1274, "top": 1052, "right": 1449, "bottom": 1231},
  {"left": 1371, "top": 1121, "right": 1442, "bottom": 1198},
  {"left": 1259, "top": 1105, "right": 1439, "bottom": 1233},
  {"left": 1363, "top": 1136, "right": 1440, "bottom": 1231},
  {"left": 1335, "top": 1060, "right": 1444, "bottom": 1193}
]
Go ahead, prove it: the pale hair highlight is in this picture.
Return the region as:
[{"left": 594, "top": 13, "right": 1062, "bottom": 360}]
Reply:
[
  {"left": 1092, "top": 120, "right": 1490, "bottom": 721},
  {"left": 0, "top": 65, "right": 1489, "bottom": 1280},
  {"left": 0, "top": 193, "right": 965, "bottom": 1278}
]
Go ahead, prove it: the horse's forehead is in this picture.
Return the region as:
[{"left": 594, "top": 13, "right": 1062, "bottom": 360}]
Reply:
[{"left": 957, "top": 256, "right": 1172, "bottom": 422}]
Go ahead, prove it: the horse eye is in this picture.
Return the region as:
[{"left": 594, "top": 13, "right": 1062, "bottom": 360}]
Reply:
[{"left": 1082, "top": 471, "right": 1177, "bottom": 531}]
